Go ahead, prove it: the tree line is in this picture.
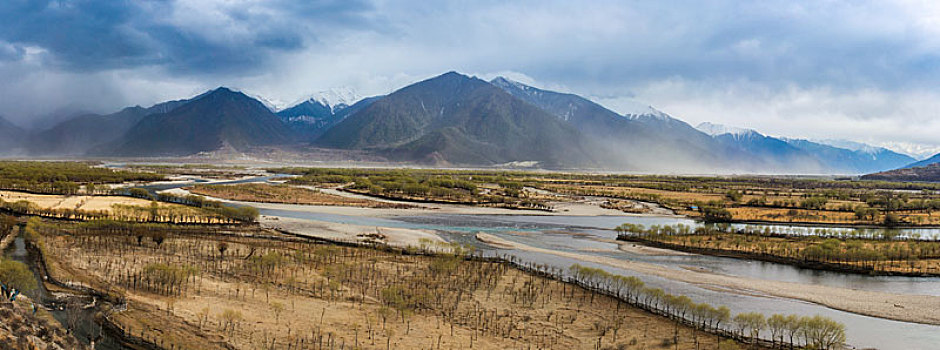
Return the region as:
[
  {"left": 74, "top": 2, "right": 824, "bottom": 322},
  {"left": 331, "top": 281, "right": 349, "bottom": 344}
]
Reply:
[
  {"left": 125, "top": 188, "right": 259, "bottom": 223},
  {"left": 566, "top": 264, "right": 845, "bottom": 349},
  {"left": 616, "top": 223, "right": 940, "bottom": 275},
  {"left": 0, "top": 161, "right": 163, "bottom": 195}
]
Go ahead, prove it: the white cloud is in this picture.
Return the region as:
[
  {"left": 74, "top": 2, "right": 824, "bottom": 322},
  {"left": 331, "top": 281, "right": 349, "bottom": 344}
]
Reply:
[{"left": 591, "top": 77, "right": 940, "bottom": 157}]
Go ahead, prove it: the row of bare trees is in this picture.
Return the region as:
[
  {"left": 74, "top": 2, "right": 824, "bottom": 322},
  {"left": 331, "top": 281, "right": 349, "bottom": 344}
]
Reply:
[
  {"left": 616, "top": 222, "right": 940, "bottom": 275},
  {"left": 566, "top": 264, "right": 845, "bottom": 349}
]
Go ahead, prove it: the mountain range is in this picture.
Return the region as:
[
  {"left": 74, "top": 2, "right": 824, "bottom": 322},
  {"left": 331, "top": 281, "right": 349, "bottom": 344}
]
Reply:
[
  {"left": 316, "top": 72, "right": 596, "bottom": 167},
  {"left": 277, "top": 95, "right": 380, "bottom": 141},
  {"left": 99, "top": 88, "right": 293, "bottom": 156},
  {"left": 862, "top": 163, "right": 940, "bottom": 182},
  {"left": 903, "top": 153, "right": 940, "bottom": 169},
  {"left": 489, "top": 77, "right": 758, "bottom": 172},
  {"left": 0, "top": 116, "right": 25, "bottom": 152},
  {"left": 693, "top": 123, "right": 915, "bottom": 174},
  {"left": 862, "top": 152, "right": 940, "bottom": 182},
  {"left": 0, "top": 71, "right": 931, "bottom": 175}
]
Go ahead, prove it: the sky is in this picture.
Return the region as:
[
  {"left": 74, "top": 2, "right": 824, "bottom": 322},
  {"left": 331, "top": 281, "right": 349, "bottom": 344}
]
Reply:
[{"left": 2, "top": 0, "right": 940, "bottom": 157}]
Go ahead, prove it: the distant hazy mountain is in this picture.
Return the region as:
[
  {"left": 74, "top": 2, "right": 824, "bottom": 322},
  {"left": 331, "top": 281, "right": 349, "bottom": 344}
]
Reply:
[
  {"left": 318, "top": 72, "right": 596, "bottom": 167},
  {"left": 695, "top": 122, "right": 915, "bottom": 174},
  {"left": 815, "top": 139, "right": 877, "bottom": 153},
  {"left": 492, "top": 77, "right": 774, "bottom": 173},
  {"left": 23, "top": 106, "right": 96, "bottom": 131},
  {"left": 28, "top": 108, "right": 148, "bottom": 156},
  {"left": 0, "top": 116, "right": 26, "bottom": 154},
  {"left": 905, "top": 153, "right": 940, "bottom": 169},
  {"left": 696, "top": 122, "right": 753, "bottom": 137},
  {"left": 98, "top": 87, "right": 294, "bottom": 156},
  {"left": 25, "top": 96, "right": 194, "bottom": 156},
  {"left": 862, "top": 163, "right": 940, "bottom": 182},
  {"left": 707, "top": 129, "right": 826, "bottom": 173},
  {"left": 7, "top": 70, "right": 923, "bottom": 174},
  {"left": 277, "top": 93, "right": 380, "bottom": 141},
  {"left": 785, "top": 139, "right": 915, "bottom": 174},
  {"left": 862, "top": 149, "right": 940, "bottom": 181}
]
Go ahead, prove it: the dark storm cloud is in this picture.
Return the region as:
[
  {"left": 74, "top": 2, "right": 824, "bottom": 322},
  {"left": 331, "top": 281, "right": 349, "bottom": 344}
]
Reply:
[
  {"left": 0, "top": 0, "right": 375, "bottom": 74},
  {"left": 0, "top": 0, "right": 939, "bottom": 155},
  {"left": 0, "top": 1, "right": 157, "bottom": 70},
  {"left": 2, "top": 1, "right": 936, "bottom": 97}
]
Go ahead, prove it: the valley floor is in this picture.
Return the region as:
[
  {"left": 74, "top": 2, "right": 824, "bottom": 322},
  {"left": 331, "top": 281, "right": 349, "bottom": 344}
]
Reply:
[
  {"left": 475, "top": 233, "right": 940, "bottom": 326},
  {"left": 165, "top": 176, "right": 940, "bottom": 326},
  {"left": 164, "top": 186, "right": 642, "bottom": 217},
  {"left": 35, "top": 222, "right": 739, "bottom": 350}
]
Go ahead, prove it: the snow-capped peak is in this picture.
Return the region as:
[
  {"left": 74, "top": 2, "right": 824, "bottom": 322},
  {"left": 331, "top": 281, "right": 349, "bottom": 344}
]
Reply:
[
  {"left": 490, "top": 76, "right": 532, "bottom": 92},
  {"left": 814, "top": 139, "right": 881, "bottom": 154},
  {"left": 866, "top": 142, "right": 940, "bottom": 160},
  {"left": 618, "top": 101, "right": 674, "bottom": 120},
  {"left": 251, "top": 94, "right": 281, "bottom": 112},
  {"left": 304, "top": 87, "right": 360, "bottom": 113},
  {"left": 695, "top": 122, "right": 757, "bottom": 136},
  {"left": 619, "top": 100, "right": 671, "bottom": 120},
  {"left": 222, "top": 87, "right": 282, "bottom": 112}
]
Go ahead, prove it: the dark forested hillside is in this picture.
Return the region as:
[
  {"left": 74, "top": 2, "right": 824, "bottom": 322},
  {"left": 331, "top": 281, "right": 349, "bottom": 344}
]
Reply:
[
  {"left": 318, "top": 72, "right": 597, "bottom": 167},
  {"left": 491, "top": 77, "right": 767, "bottom": 172},
  {"left": 863, "top": 163, "right": 940, "bottom": 182},
  {"left": 98, "top": 88, "right": 294, "bottom": 156},
  {"left": 277, "top": 96, "right": 380, "bottom": 141},
  {"left": 904, "top": 153, "right": 940, "bottom": 169}
]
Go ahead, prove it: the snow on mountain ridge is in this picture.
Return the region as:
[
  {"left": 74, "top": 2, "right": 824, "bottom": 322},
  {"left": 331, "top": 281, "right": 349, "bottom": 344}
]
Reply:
[
  {"left": 222, "top": 87, "right": 282, "bottom": 112},
  {"left": 695, "top": 122, "right": 757, "bottom": 136},
  {"left": 814, "top": 139, "right": 881, "bottom": 155},
  {"left": 616, "top": 99, "right": 669, "bottom": 120},
  {"left": 309, "top": 87, "right": 360, "bottom": 113},
  {"left": 491, "top": 76, "right": 669, "bottom": 121},
  {"left": 251, "top": 94, "right": 281, "bottom": 112},
  {"left": 490, "top": 76, "right": 530, "bottom": 92},
  {"left": 875, "top": 142, "right": 940, "bottom": 160}
]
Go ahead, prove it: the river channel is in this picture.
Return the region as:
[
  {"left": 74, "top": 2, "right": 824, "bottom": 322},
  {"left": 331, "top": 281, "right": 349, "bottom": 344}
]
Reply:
[{"left": 137, "top": 176, "right": 940, "bottom": 349}]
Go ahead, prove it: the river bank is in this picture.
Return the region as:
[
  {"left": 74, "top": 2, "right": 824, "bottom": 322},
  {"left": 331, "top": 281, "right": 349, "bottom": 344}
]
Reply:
[
  {"left": 617, "top": 235, "right": 940, "bottom": 277},
  {"left": 259, "top": 215, "right": 446, "bottom": 248},
  {"left": 146, "top": 176, "right": 940, "bottom": 348},
  {"left": 161, "top": 186, "right": 635, "bottom": 217},
  {"left": 476, "top": 233, "right": 940, "bottom": 326},
  {"left": 34, "top": 220, "right": 738, "bottom": 350},
  {"left": 4, "top": 232, "right": 160, "bottom": 350}
]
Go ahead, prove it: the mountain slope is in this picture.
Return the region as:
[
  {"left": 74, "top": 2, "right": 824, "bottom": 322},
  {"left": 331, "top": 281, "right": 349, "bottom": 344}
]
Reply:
[
  {"left": 862, "top": 163, "right": 940, "bottom": 182},
  {"left": 695, "top": 122, "right": 920, "bottom": 174},
  {"left": 707, "top": 130, "right": 825, "bottom": 173},
  {"left": 99, "top": 88, "right": 294, "bottom": 156},
  {"left": 784, "top": 139, "right": 916, "bottom": 174},
  {"left": 904, "top": 153, "right": 940, "bottom": 169},
  {"left": 27, "top": 97, "right": 195, "bottom": 156},
  {"left": 24, "top": 107, "right": 94, "bottom": 131},
  {"left": 0, "top": 116, "right": 25, "bottom": 154},
  {"left": 277, "top": 96, "right": 379, "bottom": 141},
  {"left": 695, "top": 122, "right": 916, "bottom": 174},
  {"left": 318, "top": 72, "right": 596, "bottom": 167},
  {"left": 28, "top": 108, "right": 147, "bottom": 155},
  {"left": 491, "top": 77, "right": 769, "bottom": 172}
]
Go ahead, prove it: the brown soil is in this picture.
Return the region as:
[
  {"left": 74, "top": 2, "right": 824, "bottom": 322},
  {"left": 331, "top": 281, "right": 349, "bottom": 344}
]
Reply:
[
  {"left": 37, "top": 223, "right": 740, "bottom": 350},
  {"left": 476, "top": 233, "right": 940, "bottom": 326},
  {"left": 0, "top": 298, "right": 88, "bottom": 349},
  {"left": 186, "top": 183, "right": 415, "bottom": 209}
]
